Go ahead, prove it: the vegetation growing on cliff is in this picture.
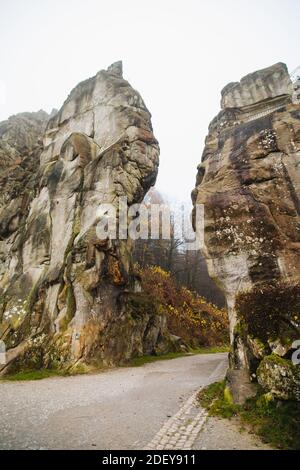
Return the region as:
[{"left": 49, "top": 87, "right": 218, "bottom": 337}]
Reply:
[
  {"left": 235, "top": 281, "right": 300, "bottom": 345},
  {"left": 138, "top": 266, "right": 229, "bottom": 347}
]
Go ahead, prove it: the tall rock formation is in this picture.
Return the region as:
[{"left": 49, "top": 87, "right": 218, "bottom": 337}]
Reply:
[
  {"left": 0, "top": 62, "right": 172, "bottom": 374},
  {"left": 192, "top": 63, "right": 300, "bottom": 402}
]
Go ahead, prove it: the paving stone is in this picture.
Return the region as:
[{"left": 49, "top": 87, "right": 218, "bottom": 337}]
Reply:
[{"left": 144, "top": 391, "right": 208, "bottom": 450}]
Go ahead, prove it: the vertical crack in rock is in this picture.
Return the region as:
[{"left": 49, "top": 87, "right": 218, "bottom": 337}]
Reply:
[
  {"left": 193, "top": 63, "right": 300, "bottom": 403},
  {"left": 0, "top": 62, "right": 171, "bottom": 374}
]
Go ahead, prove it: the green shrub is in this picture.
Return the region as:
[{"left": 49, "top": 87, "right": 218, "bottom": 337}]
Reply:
[
  {"left": 198, "top": 381, "right": 300, "bottom": 450},
  {"left": 235, "top": 281, "right": 300, "bottom": 344}
]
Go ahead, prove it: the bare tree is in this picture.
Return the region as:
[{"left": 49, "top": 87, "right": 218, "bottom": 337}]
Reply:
[{"left": 132, "top": 189, "right": 225, "bottom": 307}]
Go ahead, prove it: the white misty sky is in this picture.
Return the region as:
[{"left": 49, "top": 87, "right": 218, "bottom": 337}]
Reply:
[{"left": 0, "top": 0, "right": 299, "bottom": 202}]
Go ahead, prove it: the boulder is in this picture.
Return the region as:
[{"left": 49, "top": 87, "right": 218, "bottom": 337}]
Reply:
[{"left": 257, "top": 355, "right": 300, "bottom": 401}]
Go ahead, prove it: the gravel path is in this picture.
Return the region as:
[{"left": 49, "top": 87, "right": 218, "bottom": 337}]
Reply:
[
  {"left": 0, "top": 353, "right": 271, "bottom": 450},
  {"left": 194, "top": 416, "right": 273, "bottom": 450}
]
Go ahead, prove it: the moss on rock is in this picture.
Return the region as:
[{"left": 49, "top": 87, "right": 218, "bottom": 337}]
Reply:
[{"left": 257, "top": 354, "right": 300, "bottom": 401}]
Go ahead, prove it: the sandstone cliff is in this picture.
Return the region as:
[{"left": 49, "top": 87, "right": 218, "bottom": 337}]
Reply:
[
  {"left": 0, "top": 62, "right": 175, "bottom": 374},
  {"left": 192, "top": 63, "right": 300, "bottom": 402}
]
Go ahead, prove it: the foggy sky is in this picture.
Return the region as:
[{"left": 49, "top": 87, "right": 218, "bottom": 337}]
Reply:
[{"left": 0, "top": 0, "right": 299, "bottom": 201}]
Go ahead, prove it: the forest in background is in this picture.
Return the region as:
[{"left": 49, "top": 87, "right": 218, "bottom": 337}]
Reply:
[{"left": 133, "top": 189, "right": 225, "bottom": 308}]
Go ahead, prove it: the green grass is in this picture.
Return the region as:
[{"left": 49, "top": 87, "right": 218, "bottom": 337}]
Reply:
[
  {"left": 191, "top": 345, "right": 229, "bottom": 354},
  {"left": 1, "top": 345, "right": 229, "bottom": 381},
  {"left": 2, "top": 369, "right": 65, "bottom": 381},
  {"left": 198, "top": 380, "right": 240, "bottom": 419},
  {"left": 1, "top": 362, "right": 93, "bottom": 381},
  {"left": 197, "top": 380, "right": 300, "bottom": 450},
  {"left": 198, "top": 380, "right": 227, "bottom": 409},
  {"left": 127, "top": 345, "right": 229, "bottom": 367},
  {"left": 127, "top": 351, "right": 187, "bottom": 367}
]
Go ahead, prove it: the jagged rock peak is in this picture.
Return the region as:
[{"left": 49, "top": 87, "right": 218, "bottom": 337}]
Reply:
[
  {"left": 221, "top": 62, "right": 294, "bottom": 109},
  {"left": 0, "top": 110, "right": 49, "bottom": 169},
  {"left": 44, "top": 61, "right": 151, "bottom": 166},
  {"left": 205, "top": 62, "right": 297, "bottom": 139},
  {"left": 106, "top": 61, "right": 123, "bottom": 77}
]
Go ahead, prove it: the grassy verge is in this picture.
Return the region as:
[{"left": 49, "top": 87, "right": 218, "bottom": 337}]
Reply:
[
  {"left": 127, "top": 351, "right": 187, "bottom": 367},
  {"left": 127, "top": 345, "right": 229, "bottom": 367},
  {"left": 1, "top": 345, "right": 229, "bottom": 381},
  {"left": 197, "top": 380, "right": 300, "bottom": 450},
  {"left": 1, "top": 363, "right": 93, "bottom": 381},
  {"left": 191, "top": 345, "right": 229, "bottom": 354},
  {"left": 2, "top": 369, "right": 66, "bottom": 381}
]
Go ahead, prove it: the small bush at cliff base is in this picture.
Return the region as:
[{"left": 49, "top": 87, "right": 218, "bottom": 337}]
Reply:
[
  {"left": 138, "top": 266, "right": 229, "bottom": 348},
  {"left": 235, "top": 281, "right": 300, "bottom": 344},
  {"left": 198, "top": 381, "right": 300, "bottom": 450}
]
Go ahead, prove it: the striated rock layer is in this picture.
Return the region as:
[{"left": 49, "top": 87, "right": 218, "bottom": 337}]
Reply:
[
  {"left": 0, "top": 62, "right": 174, "bottom": 374},
  {"left": 192, "top": 63, "right": 300, "bottom": 402}
]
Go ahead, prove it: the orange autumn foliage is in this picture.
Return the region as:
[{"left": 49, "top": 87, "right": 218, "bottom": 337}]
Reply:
[{"left": 138, "top": 266, "right": 229, "bottom": 347}]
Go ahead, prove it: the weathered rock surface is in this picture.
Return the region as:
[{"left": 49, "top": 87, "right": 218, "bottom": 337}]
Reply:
[
  {"left": 0, "top": 111, "right": 50, "bottom": 283},
  {"left": 0, "top": 62, "right": 171, "bottom": 374},
  {"left": 192, "top": 63, "right": 300, "bottom": 401},
  {"left": 257, "top": 355, "right": 300, "bottom": 401}
]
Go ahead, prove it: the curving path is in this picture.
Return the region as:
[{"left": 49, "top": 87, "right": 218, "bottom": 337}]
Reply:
[{"left": 0, "top": 353, "right": 270, "bottom": 450}]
